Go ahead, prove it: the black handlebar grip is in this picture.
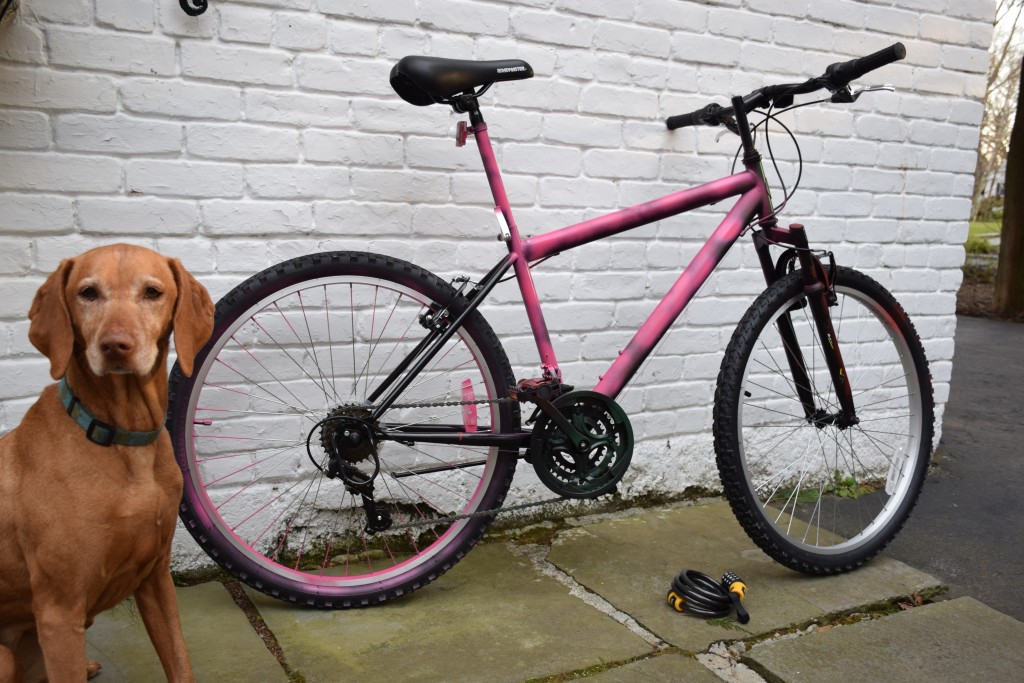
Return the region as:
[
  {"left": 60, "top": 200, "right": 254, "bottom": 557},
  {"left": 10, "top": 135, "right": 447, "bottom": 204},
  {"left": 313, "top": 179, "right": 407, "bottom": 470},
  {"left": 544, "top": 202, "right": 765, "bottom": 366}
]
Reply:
[
  {"left": 826, "top": 42, "right": 906, "bottom": 86},
  {"left": 666, "top": 103, "right": 723, "bottom": 130},
  {"left": 666, "top": 111, "right": 701, "bottom": 130}
]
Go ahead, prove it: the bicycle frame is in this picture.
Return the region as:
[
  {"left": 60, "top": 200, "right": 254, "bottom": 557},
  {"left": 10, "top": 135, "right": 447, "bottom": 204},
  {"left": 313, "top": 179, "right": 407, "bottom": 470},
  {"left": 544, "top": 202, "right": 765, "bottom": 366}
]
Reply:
[
  {"left": 476, "top": 122, "right": 772, "bottom": 399},
  {"left": 372, "top": 102, "right": 857, "bottom": 447}
]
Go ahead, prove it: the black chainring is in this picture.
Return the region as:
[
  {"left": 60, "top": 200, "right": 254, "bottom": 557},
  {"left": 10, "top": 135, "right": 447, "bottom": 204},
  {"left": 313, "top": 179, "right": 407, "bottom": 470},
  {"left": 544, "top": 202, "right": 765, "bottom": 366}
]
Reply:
[{"left": 529, "top": 390, "right": 633, "bottom": 499}]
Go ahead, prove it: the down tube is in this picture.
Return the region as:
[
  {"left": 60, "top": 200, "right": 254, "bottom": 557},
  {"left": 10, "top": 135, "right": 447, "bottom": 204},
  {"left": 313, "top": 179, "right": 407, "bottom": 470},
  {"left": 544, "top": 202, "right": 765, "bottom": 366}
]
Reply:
[{"left": 593, "top": 190, "right": 763, "bottom": 399}]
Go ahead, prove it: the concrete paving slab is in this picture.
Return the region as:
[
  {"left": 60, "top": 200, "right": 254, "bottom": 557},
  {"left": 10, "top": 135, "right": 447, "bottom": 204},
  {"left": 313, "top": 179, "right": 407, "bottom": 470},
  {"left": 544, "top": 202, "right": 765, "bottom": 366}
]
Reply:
[
  {"left": 247, "top": 542, "right": 653, "bottom": 683},
  {"left": 85, "top": 582, "right": 287, "bottom": 682},
  {"left": 585, "top": 652, "right": 722, "bottom": 682},
  {"left": 743, "top": 597, "right": 1024, "bottom": 683},
  {"left": 545, "top": 502, "right": 941, "bottom": 652}
]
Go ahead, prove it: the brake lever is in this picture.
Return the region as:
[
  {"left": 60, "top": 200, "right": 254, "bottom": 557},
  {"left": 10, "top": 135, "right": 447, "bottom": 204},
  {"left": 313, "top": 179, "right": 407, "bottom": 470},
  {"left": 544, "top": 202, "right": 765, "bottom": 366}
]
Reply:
[
  {"left": 851, "top": 83, "right": 895, "bottom": 101},
  {"left": 832, "top": 83, "right": 895, "bottom": 103}
]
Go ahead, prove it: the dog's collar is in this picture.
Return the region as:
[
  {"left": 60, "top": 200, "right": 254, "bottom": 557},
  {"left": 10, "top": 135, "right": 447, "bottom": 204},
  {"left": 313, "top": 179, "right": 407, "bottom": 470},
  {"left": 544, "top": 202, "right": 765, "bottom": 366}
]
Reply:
[{"left": 58, "top": 377, "right": 164, "bottom": 447}]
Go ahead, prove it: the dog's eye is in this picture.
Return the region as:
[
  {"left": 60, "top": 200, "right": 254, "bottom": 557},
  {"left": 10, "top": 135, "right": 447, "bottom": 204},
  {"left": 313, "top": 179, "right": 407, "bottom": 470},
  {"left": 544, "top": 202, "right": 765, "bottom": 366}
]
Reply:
[
  {"left": 79, "top": 286, "right": 99, "bottom": 301},
  {"left": 144, "top": 287, "right": 163, "bottom": 300}
]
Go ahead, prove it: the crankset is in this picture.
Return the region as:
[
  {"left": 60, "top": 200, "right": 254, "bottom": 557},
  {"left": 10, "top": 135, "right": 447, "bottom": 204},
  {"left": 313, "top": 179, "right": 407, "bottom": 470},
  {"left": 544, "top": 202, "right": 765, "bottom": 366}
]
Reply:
[{"left": 528, "top": 390, "right": 633, "bottom": 499}]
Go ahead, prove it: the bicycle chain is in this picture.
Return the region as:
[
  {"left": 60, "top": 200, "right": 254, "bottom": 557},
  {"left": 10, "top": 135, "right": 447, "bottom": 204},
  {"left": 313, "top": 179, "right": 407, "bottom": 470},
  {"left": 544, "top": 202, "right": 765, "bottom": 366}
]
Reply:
[
  {"left": 392, "top": 495, "right": 567, "bottom": 530},
  {"left": 386, "top": 396, "right": 517, "bottom": 410},
  {"left": 332, "top": 394, "right": 558, "bottom": 530}
]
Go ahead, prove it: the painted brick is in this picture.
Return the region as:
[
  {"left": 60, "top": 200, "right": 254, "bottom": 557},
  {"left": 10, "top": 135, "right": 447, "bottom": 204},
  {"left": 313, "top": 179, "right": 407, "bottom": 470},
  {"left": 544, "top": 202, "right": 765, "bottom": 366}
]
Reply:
[
  {"left": 55, "top": 114, "right": 182, "bottom": 154},
  {"left": 27, "top": 0, "right": 90, "bottom": 25},
  {"left": 126, "top": 159, "right": 244, "bottom": 198},
  {"left": 807, "top": 0, "right": 866, "bottom": 29},
  {"left": 202, "top": 200, "right": 314, "bottom": 235},
  {"left": 864, "top": 5, "right": 918, "bottom": 37},
  {"left": 48, "top": 28, "right": 176, "bottom": 76},
  {"left": 0, "top": 239, "right": 32, "bottom": 275},
  {"left": 539, "top": 177, "right": 618, "bottom": 209},
  {"left": 187, "top": 123, "right": 299, "bottom": 162},
  {"left": 942, "top": 45, "right": 990, "bottom": 75},
  {"left": 327, "top": 20, "right": 379, "bottom": 56},
  {"left": 245, "top": 90, "right": 350, "bottom": 128},
  {"left": 218, "top": 5, "right": 274, "bottom": 45},
  {"left": 0, "top": 152, "right": 122, "bottom": 193},
  {"left": 579, "top": 84, "right": 658, "bottom": 118},
  {"left": 379, "top": 27, "right": 428, "bottom": 61},
  {"left": 635, "top": 0, "right": 709, "bottom": 30},
  {"left": 595, "top": 21, "right": 671, "bottom": 59},
  {"left": 77, "top": 197, "right": 199, "bottom": 235},
  {"left": 317, "top": 0, "right": 417, "bottom": 24},
  {"left": 295, "top": 55, "right": 392, "bottom": 96},
  {"left": 0, "top": 22, "right": 46, "bottom": 66},
  {"left": 503, "top": 144, "right": 582, "bottom": 177},
  {"left": 180, "top": 41, "right": 293, "bottom": 86},
  {"left": 854, "top": 115, "right": 909, "bottom": 143},
  {"left": 303, "top": 130, "right": 403, "bottom": 166},
  {"left": 399, "top": 139, "right": 471, "bottom": 175},
  {"left": 707, "top": 8, "right": 773, "bottom": 41},
  {"left": 122, "top": 79, "right": 243, "bottom": 121},
  {"left": 95, "top": 0, "right": 156, "bottom": 33},
  {"left": 0, "top": 111, "right": 51, "bottom": 150},
  {"left": 511, "top": 9, "right": 596, "bottom": 48},
  {"left": 746, "top": 0, "right": 808, "bottom": 18},
  {"left": 583, "top": 149, "right": 660, "bottom": 180},
  {"left": 314, "top": 201, "right": 414, "bottom": 235},
  {"left": 0, "top": 194, "right": 74, "bottom": 233},
  {"left": 248, "top": 164, "right": 351, "bottom": 199},
  {"left": 350, "top": 168, "right": 447, "bottom": 203},
  {"left": 920, "top": 15, "right": 974, "bottom": 45},
  {"left": 0, "top": 66, "right": 118, "bottom": 112},
  {"left": 420, "top": 0, "right": 509, "bottom": 36},
  {"left": 773, "top": 19, "right": 833, "bottom": 51}
]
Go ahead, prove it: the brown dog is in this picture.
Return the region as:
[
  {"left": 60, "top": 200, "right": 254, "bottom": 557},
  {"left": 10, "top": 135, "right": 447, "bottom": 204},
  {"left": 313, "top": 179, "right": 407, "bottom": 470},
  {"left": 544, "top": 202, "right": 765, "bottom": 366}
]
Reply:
[{"left": 0, "top": 244, "right": 214, "bottom": 682}]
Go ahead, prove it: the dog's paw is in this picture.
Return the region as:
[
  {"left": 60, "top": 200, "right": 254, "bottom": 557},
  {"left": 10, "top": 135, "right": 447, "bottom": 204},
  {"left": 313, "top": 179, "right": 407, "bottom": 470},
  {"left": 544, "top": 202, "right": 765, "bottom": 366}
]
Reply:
[{"left": 87, "top": 659, "right": 103, "bottom": 679}]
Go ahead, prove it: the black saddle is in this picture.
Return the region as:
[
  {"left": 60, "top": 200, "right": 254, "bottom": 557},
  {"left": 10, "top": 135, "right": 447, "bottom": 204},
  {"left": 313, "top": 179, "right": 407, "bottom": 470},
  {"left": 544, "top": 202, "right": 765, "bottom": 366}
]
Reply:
[{"left": 390, "top": 56, "right": 534, "bottom": 106}]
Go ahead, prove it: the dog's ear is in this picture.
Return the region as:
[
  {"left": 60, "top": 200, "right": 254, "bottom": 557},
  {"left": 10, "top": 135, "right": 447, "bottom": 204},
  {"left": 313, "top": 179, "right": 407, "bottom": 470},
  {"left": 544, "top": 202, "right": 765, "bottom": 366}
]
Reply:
[
  {"left": 168, "top": 258, "right": 214, "bottom": 377},
  {"left": 29, "top": 259, "right": 75, "bottom": 380}
]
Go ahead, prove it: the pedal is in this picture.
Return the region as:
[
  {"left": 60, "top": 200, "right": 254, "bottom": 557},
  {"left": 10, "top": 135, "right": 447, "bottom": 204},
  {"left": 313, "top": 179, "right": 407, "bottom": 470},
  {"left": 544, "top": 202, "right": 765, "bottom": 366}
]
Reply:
[{"left": 508, "top": 377, "right": 573, "bottom": 403}]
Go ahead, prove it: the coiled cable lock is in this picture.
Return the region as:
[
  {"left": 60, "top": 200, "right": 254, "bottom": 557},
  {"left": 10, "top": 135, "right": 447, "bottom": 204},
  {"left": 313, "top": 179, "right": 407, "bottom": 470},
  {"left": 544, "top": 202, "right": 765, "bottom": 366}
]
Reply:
[{"left": 667, "top": 570, "right": 750, "bottom": 624}]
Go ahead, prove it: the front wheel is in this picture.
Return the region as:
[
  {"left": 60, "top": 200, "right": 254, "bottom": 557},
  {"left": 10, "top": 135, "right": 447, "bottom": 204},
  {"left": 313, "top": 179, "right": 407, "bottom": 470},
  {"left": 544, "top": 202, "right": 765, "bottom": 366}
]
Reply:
[
  {"left": 168, "top": 252, "right": 520, "bottom": 607},
  {"left": 714, "top": 266, "right": 933, "bottom": 574}
]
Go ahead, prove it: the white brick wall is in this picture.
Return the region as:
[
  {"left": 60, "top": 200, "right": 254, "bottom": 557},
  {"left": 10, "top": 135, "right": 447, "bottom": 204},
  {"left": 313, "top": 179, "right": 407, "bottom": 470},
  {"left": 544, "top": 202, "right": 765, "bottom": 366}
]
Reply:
[{"left": 0, "top": 0, "right": 994, "bottom": 566}]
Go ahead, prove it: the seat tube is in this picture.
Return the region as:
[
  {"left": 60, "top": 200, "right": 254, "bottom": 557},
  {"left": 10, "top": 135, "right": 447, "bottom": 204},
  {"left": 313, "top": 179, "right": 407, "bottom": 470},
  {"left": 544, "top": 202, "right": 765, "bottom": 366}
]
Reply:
[{"left": 470, "top": 116, "right": 560, "bottom": 377}]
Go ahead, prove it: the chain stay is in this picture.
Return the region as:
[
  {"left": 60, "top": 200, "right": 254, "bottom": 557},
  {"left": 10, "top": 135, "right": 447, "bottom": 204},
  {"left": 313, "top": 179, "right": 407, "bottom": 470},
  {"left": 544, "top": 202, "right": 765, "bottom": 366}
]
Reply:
[{"left": 335, "top": 393, "right": 580, "bottom": 529}]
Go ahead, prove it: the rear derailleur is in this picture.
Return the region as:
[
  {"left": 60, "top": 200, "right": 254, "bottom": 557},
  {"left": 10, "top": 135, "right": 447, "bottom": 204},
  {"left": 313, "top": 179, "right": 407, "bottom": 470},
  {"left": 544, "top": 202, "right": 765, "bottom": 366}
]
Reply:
[
  {"left": 511, "top": 377, "right": 634, "bottom": 500},
  {"left": 309, "top": 410, "right": 393, "bottom": 535}
]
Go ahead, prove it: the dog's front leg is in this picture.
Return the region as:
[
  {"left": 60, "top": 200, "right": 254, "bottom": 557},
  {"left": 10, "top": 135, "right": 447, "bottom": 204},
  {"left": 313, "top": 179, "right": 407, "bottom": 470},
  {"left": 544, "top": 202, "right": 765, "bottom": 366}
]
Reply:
[
  {"left": 32, "top": 599, "right": 89, "bottom": 682},
  {"left": 135, "top": 569, "right": 195, "bottom": 683}
]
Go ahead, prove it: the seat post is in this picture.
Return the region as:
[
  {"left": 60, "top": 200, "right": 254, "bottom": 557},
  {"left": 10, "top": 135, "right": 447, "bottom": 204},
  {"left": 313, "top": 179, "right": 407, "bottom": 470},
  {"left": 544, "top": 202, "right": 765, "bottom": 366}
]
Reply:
[{"left": 453, "top": 92, "right": 485, "bottom": 126}]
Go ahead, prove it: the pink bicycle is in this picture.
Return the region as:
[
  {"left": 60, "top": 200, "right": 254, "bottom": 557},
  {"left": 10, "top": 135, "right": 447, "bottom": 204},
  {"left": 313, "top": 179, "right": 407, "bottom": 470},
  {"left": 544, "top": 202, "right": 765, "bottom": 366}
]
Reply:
[{"left": 168, "top": 43, "right": 933, "bottom": 608}]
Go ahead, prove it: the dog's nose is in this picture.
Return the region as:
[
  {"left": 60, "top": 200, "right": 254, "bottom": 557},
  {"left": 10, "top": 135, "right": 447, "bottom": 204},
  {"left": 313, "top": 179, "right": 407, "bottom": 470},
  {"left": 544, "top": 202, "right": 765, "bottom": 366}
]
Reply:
[{"left": 100, "top": 333, "right": 135, "bottom": 359}]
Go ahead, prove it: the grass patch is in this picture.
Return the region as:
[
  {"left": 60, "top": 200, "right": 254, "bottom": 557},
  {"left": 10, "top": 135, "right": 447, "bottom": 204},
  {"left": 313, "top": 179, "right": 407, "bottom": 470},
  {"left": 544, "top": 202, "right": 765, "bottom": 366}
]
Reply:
[
  {"left": 968, "top": 220, "right": 1001, "bottom": 240},
  {"left": 966, "top": 221, "right": 1000, "bottom": 255}
]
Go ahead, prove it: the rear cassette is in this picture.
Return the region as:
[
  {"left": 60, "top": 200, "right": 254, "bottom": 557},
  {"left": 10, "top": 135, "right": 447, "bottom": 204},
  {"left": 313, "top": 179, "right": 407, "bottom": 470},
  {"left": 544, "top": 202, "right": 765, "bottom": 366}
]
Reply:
[{"left": 530, "top": 391, "right": 633, "bottom": 499}]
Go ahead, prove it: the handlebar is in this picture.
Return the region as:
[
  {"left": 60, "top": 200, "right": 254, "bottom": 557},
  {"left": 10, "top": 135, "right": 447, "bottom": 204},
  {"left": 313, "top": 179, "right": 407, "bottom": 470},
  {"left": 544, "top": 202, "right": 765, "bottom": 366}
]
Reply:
[
  {"left": 666, "top": 43, "right": 905, "bottom": 131},
  {"left": 824, "top": 42, "right": 906, "bottom": 88}
]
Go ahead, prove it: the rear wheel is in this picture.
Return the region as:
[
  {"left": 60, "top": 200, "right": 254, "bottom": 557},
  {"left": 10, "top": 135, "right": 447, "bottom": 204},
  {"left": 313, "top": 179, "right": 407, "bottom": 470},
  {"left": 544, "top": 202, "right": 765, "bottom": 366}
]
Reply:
[
  {"left": 168, "top": 252, "right": 520, "bottom": 607},
  {"left": 714, "top": 267, "right": 933, "bottom": 574}
]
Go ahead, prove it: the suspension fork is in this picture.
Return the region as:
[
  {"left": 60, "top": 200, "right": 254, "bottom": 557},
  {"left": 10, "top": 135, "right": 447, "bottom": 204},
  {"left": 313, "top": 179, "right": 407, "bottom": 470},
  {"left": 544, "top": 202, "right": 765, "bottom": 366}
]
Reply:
[{"left": 754, "top": 225, "right": 858, "bottom": 429}]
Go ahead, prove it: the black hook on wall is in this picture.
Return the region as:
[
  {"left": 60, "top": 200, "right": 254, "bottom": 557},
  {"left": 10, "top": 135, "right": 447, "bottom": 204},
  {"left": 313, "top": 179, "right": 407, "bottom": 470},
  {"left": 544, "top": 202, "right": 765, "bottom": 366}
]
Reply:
[{"left": 179, "top": 0, "right": 209, "bottom": 16}]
